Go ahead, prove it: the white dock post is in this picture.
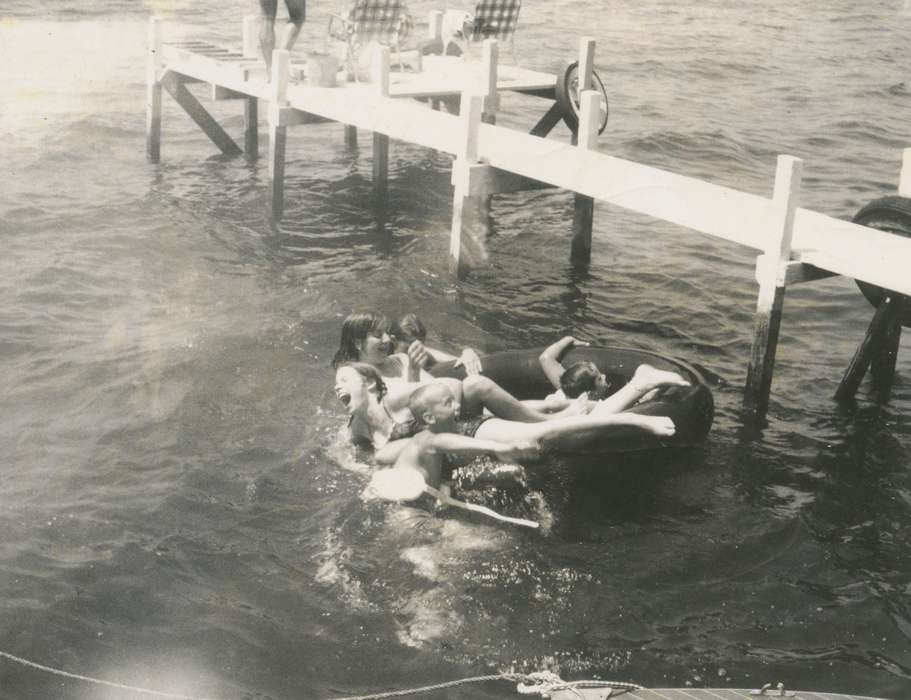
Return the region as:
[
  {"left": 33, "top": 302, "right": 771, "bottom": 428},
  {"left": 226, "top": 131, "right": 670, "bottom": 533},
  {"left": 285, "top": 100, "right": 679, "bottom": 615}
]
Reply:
[
  {"left": 480, "top": 40, "right": 499, "bottom": 124},
  {"left": 450, "top": 92, "right": 485, "bottom": 277},
  {"left": 268, "top": 49, "right": 290, "bottom": 219},
  {"left": 428, "top": 10, "right": 444, "bottom": 110},
  {"left": 242, "top": 15, "right": 260, "bottom": 159},
  {"left": 743, "top": 155, "right": 803, "bottom": 417},
  {"left": 243, "top": 15, "right": 259, "bottom": 58},
  {"left": 571, "top": 90, "right": 601, "bottom": 264},
  {"left": 576, "top": 37, "right": 596, "bottom": 104},
  {"left": 372, "top": 46, "right": 391, "bottom": 206},
  {"left": 428, "top": 10, "right": 443, "bottom": 41},
  {"left": 570, "top": 37, "right": 597, "bottom": 264},
  {"left": 899, "top": 147, "right": 911, "bottom": 197},
  {"left": 146, "top": 17, "right": 163, "bottom": 162}
]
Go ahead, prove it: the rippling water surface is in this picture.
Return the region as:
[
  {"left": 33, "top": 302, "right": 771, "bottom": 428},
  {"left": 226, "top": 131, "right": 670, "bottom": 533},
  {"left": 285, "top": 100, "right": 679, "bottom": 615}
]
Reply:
[{"left": 2, "top": 1, "right": 911, "bottom": 698}]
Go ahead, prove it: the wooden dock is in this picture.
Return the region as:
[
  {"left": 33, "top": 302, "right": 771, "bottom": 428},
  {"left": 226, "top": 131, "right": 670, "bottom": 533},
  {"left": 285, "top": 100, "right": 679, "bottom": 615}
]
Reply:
[{"left": 145, "top": 15, "right": 910, "bottom": 418}]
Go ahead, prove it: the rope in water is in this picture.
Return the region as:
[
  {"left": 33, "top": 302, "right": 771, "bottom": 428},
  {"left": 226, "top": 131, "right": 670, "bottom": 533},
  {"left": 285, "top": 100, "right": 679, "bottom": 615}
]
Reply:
[
  {"left": 0, "top": 648, "right": 643, "bottom": 700},
  {"left": 0, "top": 650, "right": 221, "bottom": 700}
]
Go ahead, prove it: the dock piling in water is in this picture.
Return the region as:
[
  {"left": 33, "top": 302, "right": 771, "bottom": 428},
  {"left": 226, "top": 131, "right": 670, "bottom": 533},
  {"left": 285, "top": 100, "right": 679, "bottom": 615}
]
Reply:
[
  {"left": 743, "top": 155, "right": 803, "bottom": 418},
  {"left": 268, "top": 49, "right": 290, "bottom": 218},
  {"left": 145, "top": 17, "right": 163, "bottom": 163}
]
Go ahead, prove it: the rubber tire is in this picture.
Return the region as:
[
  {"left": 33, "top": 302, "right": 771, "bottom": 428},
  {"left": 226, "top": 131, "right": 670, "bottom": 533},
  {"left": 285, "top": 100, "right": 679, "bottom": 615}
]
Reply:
[
  {"left": 430, "top": 345, "right": 714, "bottom": 453},
  {"left": 852, "top": 195, "right": 911, "bottom": 327},
  {"left": 555, "top": 61, "right": 609, "bottom": 135}
]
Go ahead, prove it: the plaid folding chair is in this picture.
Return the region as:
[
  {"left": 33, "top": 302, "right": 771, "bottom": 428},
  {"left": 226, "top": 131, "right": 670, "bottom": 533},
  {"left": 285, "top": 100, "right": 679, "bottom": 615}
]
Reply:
[
  {"left": 439, "top": 0, "right": 522, "bottom": 64},
  {"left": 470, "top": 0, "right": 521, "bottom": 62},
  {"left": 329, "top": 0, "right": 416, "bottom": 79},
  {"left": 471, "top": 0, "right": 521, "bottom": 41}
]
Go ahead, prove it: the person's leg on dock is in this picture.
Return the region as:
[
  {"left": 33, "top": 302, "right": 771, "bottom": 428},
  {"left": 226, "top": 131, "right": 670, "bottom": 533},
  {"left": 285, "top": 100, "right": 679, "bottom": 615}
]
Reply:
[{"left": 280, "top": 0, "right": 306, "bottom": 53}]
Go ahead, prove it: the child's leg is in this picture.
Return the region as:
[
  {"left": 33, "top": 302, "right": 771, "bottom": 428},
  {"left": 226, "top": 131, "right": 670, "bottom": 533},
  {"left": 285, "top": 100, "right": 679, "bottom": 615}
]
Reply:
[
  {"left": 474, "top": 412, "right": 675, "bottom": 447},
  {"left": 590, "top": 364, "right": 689, "bottom": 417},
  {"left": 459, "top": 375, "right": 584, "bottom": 423}
]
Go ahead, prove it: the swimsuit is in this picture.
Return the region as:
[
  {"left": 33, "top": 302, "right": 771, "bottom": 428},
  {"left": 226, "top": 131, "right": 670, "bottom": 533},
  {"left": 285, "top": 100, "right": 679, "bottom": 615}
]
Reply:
[
  {"left": 383, "top": 399, "right": 421, "bottom": 442},
  {"left": 455, "top": 415, "right": 492, "bottom": 438}
]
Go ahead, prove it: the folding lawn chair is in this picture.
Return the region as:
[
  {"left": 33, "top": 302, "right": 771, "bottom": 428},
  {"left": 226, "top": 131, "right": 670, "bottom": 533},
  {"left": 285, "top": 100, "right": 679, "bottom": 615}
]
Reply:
[
  {"left": 329, "top": 0, "right": 416, "bottom": 79},
  {"left": 443, "top": 0, "right": 521, "bottom": 63}
]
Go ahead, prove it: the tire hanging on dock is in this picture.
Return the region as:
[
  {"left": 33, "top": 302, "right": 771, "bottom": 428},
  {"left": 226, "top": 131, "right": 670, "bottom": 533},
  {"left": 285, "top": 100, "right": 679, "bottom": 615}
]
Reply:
[
  {"left": 852, "top": 195, "right": 911, "bottom": 327},
  {"left": 555, "top": 61, "right": 609, "bottom": 135}
]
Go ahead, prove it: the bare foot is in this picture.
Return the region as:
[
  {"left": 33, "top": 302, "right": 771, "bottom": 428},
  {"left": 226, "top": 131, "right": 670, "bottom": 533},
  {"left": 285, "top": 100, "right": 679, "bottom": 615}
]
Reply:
[
  {"left": 632, "top": 364, "right": 689, "bottom": 394},
  {"left": 629, "top": 414, "right": 676, "bottom": 437}
]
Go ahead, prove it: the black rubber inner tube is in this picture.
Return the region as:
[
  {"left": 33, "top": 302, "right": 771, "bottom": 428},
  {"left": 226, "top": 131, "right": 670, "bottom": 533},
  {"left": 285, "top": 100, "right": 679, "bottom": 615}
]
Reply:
[
  {"left": 430, "top": 346, "right": 714, "bottom": 454},
  {"left": 555, "top": 60, "right": 609, "bottom": 136},
  {"left": 852, "top": 195, "right": 911, "bottom": 328}
]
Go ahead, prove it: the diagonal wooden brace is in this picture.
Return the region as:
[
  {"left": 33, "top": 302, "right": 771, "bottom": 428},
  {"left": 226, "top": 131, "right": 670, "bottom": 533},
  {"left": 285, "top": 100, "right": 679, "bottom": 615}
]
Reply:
[
  {"left": 529, "top": 102, "right": 565, "bottom": 138},
  {"left": 161, "top": 71, "right": 243, "bottom": 156},
  {"left": 835, "top": 294, "right": 904, "bottom": 401}
]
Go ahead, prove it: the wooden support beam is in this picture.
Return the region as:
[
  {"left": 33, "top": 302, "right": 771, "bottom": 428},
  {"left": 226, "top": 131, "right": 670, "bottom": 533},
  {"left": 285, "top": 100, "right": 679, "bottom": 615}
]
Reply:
[
  {"left": 244, "top": 97, "right": 258, "bottom": 159},
  {"left": 571, "top": 90, "right": 600, "bottom": 265},
  {"left": 465, "top": 166, "right": 554, "bottom": 197},
  {"left": 211, "top": 84, "right": 247, "bottom": 100},
  {"left": 870, "top": 298, "right": 903, "bottom": 399},
  {"left": 161, "top": 72, "right": 243, "bottom": 156},
  {"left": 743, "top": 155, "right": 803, "bottom": 418},
  {"left": 373, "top": 47, "right": 391, "bottom": 207},
  {"left": 515, "top": 87, "right": 558, "bottom": 100},
  {"left": 755, "top": 252, "right": 837, "bottom": 286},
  {"left": 529, "top": 102, "right": 565, "bottom": 138},
  {"left": 835, "top": 295, "right": 903, "bottom": 401},
  {"left": 480, "top": 40, "right": 499, "bottom": 124},
  {"left": 345, "top": 125, "right": 358, "bottom": 150},
  {"left": 268, "top": 49, "right": 290, "bottom": 218},
  {"left": 373, "top": 133, "right": 389, "bottom": 206},
  {"left": 243, "top": 15, "right": 259, "bottom": 59},
  {"left": 450, "top": 92, "right": 486, "bottom": 278},
  {"left": 146, "top": 17, "right": 163, "bottom": 162}
]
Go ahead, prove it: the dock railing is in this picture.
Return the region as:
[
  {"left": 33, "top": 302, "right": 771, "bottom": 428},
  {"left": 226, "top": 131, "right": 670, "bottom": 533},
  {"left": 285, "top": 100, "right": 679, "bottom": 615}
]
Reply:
[{"left": 145, "top": 15, "right": 910, "bottom": 417}]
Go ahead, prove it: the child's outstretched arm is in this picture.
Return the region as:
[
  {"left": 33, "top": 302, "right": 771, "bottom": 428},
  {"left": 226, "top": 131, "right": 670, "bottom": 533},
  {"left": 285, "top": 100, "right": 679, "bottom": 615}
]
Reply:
[
  {"left": 428, "top": 433, "right": 539, "bottom": 462},
  {"left": 414, "top": 344, "right": 483, "bottom": 376},
  {"left": 539, "top": 336, "right": 587, "bottom": 390}
]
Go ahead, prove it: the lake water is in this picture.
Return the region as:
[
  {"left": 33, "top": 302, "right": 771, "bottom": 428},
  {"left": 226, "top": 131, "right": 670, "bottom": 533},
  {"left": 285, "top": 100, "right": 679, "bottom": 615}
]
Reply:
[{"left": 1, "top": 1, "right": 911, "bottom": 698}]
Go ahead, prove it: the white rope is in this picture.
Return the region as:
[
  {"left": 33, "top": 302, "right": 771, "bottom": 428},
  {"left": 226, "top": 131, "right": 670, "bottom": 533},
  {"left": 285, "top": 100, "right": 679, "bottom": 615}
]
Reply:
[
  {"left": 0, "top": 650, "right": 224, "bottom": 700},
  {"left": 1, "top": 647, "right": 643, "bottom": 700},
  {"left": 326, "top": 673, "right": 524, "bottom": 699}
]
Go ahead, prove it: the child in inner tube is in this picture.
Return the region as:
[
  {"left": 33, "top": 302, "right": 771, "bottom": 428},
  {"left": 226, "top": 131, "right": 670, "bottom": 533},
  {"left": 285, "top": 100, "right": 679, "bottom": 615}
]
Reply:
[
  {"left": 373, "top": 381, "right": 676, "bottom": 497},
  {"left": 391, "top": 313, "right": 483, "bottom": 376},
  {"left": 538, "top": 336, "right": 690, "bottom": 416}
]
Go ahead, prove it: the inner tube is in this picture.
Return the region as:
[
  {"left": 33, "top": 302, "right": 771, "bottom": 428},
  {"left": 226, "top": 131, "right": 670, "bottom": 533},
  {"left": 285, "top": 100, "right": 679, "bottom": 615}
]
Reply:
[
  {"left": 430, "top": 346, "right": 714, "bottom": 454},
  {"left": 851, "top": 195, "right": 911, "bottom": 328}
]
